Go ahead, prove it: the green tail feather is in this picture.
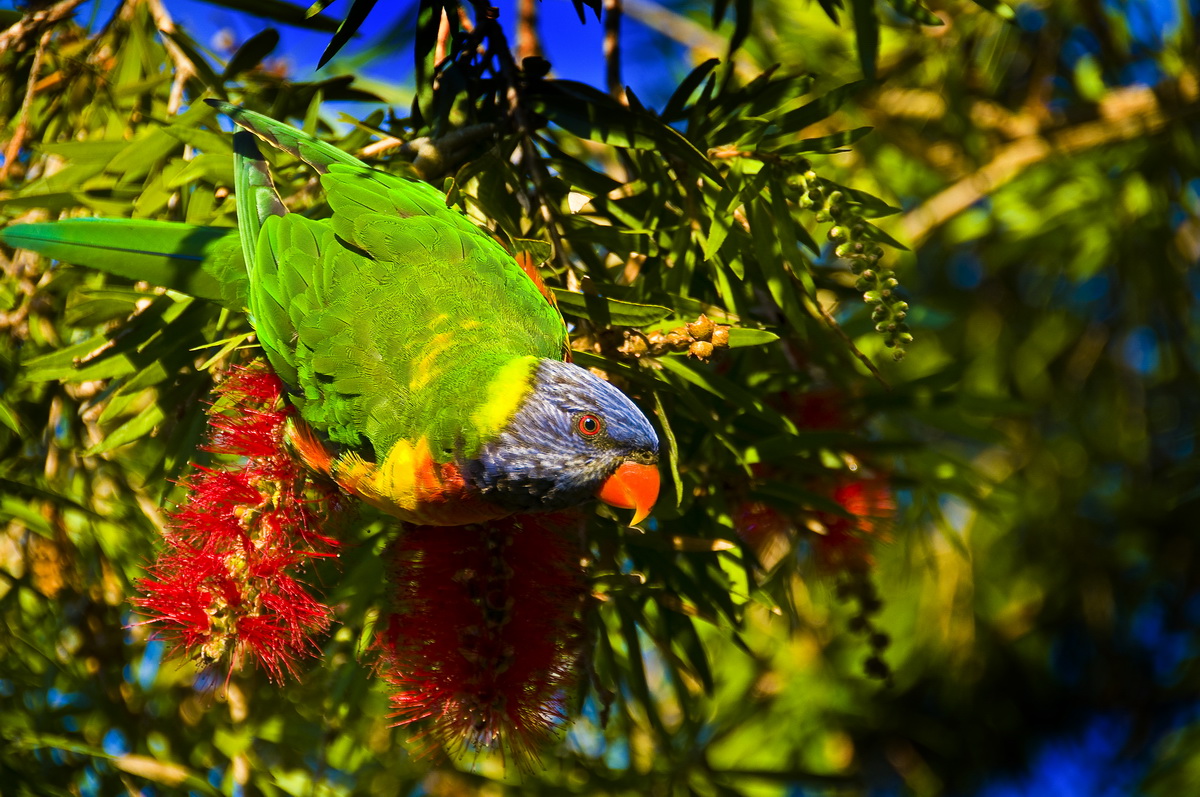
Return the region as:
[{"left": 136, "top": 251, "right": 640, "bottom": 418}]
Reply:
[
  {"left": 0, "top": 219, "right": 246, "bottom": 309},
  {"left": 206, "top": 100, "right": 366, "bottom": 174},
  {"left": 232, "top": 131, "right": 286, "bottom": 281}
]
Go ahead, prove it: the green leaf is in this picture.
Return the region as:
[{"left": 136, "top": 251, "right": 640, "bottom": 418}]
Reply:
[
  {"left": 158, "top": 29, "right": 226, "bottom": 94},
  {"left": 222, "top": 28, "right": 280, "bottom": 80},
  {"left": 771, "top": 81, "right": 869, "bottom": 134},
  {"left": 195, "top": 0, "right": 342, "bottom": 32},
  {"left": 772, "top": 126, "right": 874, "bottom": 155},
  {"left": 0, "top": 478, "right": 101, "bottom": 518},
  {"left": 108, "top": 128, "right": 183, "bottom": 181},
  {"left": 0, "top": 400, "right": 22, "bottom": 434},
  {"left": 64, "top": 289, "right": 140, "bottom": 328},
  {"left": 859, "top": 220, "right": 911, "bottom": 250},
  {"left": 571, "top": 0, "right": 602, "bottom": 23},
  {"left": 614, "top": 597, "right": 668, "bottom": 737},
  {"left": 884, "top": 0, "right": 944, "bottom": 26},
  {"left": 162, "top": 125, "right": 232, "bottom": 155},
  {"left": 821, "top": 180, "right": 903, "bottom": 218},
  {"left": 512, "top": 238, "right": 553, "bottom": 264},
  {"left": 850, "top": 0, "right": 880, "bottom": 79},
  {"left": 652, "top": 391, "right": 684, "bottom": 510},
  {"left": 318, "top": 0, "right": 380, "bottom": 68},
  {"left": 969, "top": 0, "right": 1017, "bottom": 20},
  {"left": 657, "top": 356, "right": 797, "bottom": 433},
  {"left": 726, "top": 328, "right": 780, "bottom": 347},
  {"left": 528, "top": 80, "right": 721, "bottom": 181},
  {"left": 197, "top": 332, "right": 257, "bottom": 371},
  {"left": 551, "top": 289, "right": 672, "bottom": 326},
  {"left": 86, "top": 402, "right": 165, "bottom": 456},
  {"left": 11, "top": 734, "right": 220, "bottom": 796},
  {"left": 34, "top": 141, "right": 128, "bottom": 163},
  {"left": 661, "top": 59, "right": 720, "bottom": 121},
  {"left": 729, "top": 0, "right": 754, "bottom": 55}
]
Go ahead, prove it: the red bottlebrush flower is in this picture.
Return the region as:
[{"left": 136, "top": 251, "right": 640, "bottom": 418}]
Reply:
[
  {"left": 831, "top": 479, "right": 895, "bottom": 537},
  {"left": 732, "top": 500, "right": 795, "bottom": 570},
  {"left": 813, "top": 475, "right": 895, "bottom": 573},
  {"left": 788, "top": 388, "right": 854, "bottom": 431},
  {"left": 377, "top": 513, "right": 586, "bottom": 765},
  {"left": 133, "top": 361, "right": 342, "bottom": 682}
]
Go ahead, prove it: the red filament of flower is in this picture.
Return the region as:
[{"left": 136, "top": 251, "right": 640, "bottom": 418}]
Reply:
[
  {"left": 376, "top": 513, "right": 585, "bottom": 765},
  {"left": 133, "top": 363, "right": 341, "bottom": 682}
]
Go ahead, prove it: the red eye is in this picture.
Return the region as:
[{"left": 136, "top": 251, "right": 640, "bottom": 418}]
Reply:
[{"left": 577, "top": 414, "right": 602, "bottom": 436}]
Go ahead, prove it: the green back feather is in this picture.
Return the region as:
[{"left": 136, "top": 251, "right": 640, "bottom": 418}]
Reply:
[{"left": 219, "top": 107, "right": 568, "bottom": 461}]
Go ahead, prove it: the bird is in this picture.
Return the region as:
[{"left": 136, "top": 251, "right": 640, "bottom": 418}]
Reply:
[{"left": 2, "top": 102, "right": 660, "bottom": 527}]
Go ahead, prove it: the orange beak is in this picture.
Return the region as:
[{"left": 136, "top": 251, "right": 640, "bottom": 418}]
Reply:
[{"left": 596, "top": 461, "right": 660, "bottom": 526}]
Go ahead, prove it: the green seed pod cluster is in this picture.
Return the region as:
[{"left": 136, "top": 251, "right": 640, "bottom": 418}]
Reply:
[{"left": 795, "top": 170, "right": 913, "bottom": 361}]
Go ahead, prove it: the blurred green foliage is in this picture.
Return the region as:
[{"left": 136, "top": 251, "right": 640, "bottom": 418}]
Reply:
[{"left": 1, "top": 0, "right": 1198, "bottom": 795}]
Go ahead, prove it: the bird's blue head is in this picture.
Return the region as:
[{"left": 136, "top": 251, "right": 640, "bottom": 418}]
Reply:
[{"left": 464, "top": 359, "right": 660, "bottom": 523}]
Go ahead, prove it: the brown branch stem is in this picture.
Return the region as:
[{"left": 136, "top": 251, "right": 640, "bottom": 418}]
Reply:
[
  {"left": 516, "top": 0, "right": 540, "bottom": 62},
  {"left": 1, "top": 30, "right": 51, "bottom": 183},
  {"left": 891, "top": 74, "right": 1200, "bottom": 247},
  {"left": 467, "top": 1, "right": 573, "bottom": 277},
  {"left": 604, "top": 0, "right": 625, "bottom": 104}
]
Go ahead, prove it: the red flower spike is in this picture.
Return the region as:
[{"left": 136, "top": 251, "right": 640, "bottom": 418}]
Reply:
[
  {"left": 377, "top": 513, "right": 585, "bottom": 766},
  {"left": 133, "top": 360, "right": 342, "bottom": 683},
  {"left": 733, "top": 500, "right": 792, "bottom": 552},
  {"left": 814, "top": 475, "right": 895, "bottom": 573}
]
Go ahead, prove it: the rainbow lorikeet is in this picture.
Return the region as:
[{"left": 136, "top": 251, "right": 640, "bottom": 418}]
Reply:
[{"left": 2, "top": 103, "right": 660, "bottom": 526}]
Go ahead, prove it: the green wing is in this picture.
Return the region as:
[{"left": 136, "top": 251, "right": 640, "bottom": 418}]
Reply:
[{"left": 222, "top": 109, "right": 567, "bottom": 462}]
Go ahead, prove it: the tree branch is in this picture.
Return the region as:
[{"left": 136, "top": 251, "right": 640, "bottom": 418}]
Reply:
[
  {"left": 516, "top": 0, "right": 540, "bottom": 62},
  {"left": 1, "top": 30, "right": 51, "bottom": 183},
  {"left": 880, "top": 76, "right": 1200, "bottom": 246},
  {"left": 604, "top": 0, "right": 625, "bottom": 104}
]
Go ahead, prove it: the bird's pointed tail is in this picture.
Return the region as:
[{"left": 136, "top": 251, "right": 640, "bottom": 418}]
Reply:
[{"left": 0, "top": 219, "right": 246, "bottom": 308}]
